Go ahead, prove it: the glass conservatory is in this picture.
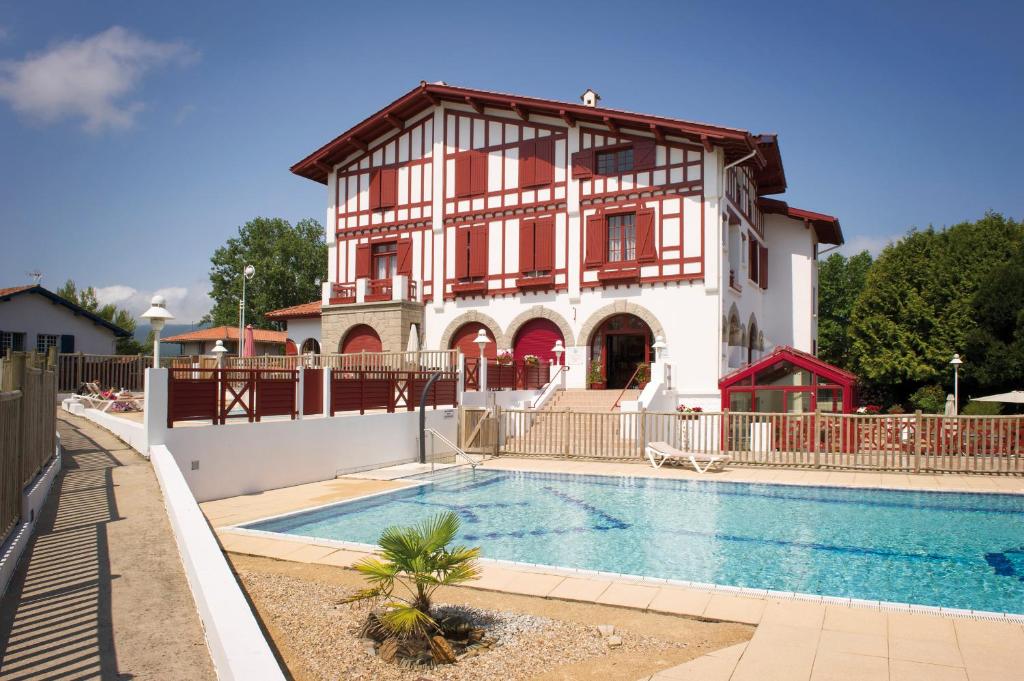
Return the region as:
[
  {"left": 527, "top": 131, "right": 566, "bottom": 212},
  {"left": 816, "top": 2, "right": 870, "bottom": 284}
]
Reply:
[{"left": 719, "top": 346, "right": 858, "bottom": 414}]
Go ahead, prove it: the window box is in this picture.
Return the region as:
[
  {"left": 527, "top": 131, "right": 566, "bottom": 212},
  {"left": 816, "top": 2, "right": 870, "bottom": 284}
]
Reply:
[
  {"left": 597, "top": 267, "right": 640, "bottom": 283},
  {"left": 515, "top": 274, "right": 555, "bottom": 290},
  {"left": 452, "top": 280, "right": 488, "bottom": 295}
]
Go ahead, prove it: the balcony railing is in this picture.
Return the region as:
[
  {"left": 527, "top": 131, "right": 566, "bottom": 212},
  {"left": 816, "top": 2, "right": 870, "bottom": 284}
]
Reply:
[
  {"left": 328, "top": 276, "right": 420, "bottom": 305},
  {"left": 366, "top": 279, "right": 392, "bottom": 302}
]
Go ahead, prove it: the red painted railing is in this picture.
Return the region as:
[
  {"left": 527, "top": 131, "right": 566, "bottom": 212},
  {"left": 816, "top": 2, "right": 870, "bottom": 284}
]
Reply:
[
  {"left": 464, "top": 359, "right": 550, "bottom": 391},
  {"left": 330, "top": 283, "right": 356, "bottom": 304},
  {"left": 167, "top": 368, "right": 298, "bottom": 427},
  {"left": 329, "top": 369, "right": 458, "bottom": 415},
  {"left": 366, "top": 279, "right": 392, "bottom": 301}
]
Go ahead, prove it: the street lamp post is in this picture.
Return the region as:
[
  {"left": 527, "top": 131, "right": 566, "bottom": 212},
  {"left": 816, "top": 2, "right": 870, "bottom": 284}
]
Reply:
[
  {"left": 950, "top": 353, "right": 963, "bottom": 414},
  {"left": 239, "top": 264, "right": 255, "bottom": 355},
  {"left": 552, "top": 340, "right": 565, "bottom": 366},
  {"left": 141, "top": 295, "right": 174, "bottom": 367},
  {"left": 473, "top": 329, "right": 491, "bottom": 391}
]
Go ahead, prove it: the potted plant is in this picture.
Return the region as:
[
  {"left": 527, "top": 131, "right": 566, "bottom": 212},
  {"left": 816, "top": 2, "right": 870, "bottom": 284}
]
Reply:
[
  {"left": 634, "top": 362, "right": 651, "bottom": 388},
  {"left": 496, "top": 350, "right": 514, "bottom": 365},
  {"left": 345, "top": 511, "right": 482, "bottom": 666},
  {"left": 522, "top": 354, "right": 539, "bottom": 367},
  {"left": 587, "top": 360, "right": 605, "bottom": 389}
]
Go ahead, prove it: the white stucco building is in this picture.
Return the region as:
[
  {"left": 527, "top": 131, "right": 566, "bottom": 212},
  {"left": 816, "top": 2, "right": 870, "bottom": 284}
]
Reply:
[
  {"left": 288, "top": 83, "right": 843, "bottom": 409},
  {"left": 0, "top": 284, "right": 130, "bottom": 355}
]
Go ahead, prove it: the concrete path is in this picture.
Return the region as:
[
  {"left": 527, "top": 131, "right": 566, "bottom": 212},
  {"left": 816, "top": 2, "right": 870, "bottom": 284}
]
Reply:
[{"left": 0, "top": 412, "right": 214, "bottom": 680}]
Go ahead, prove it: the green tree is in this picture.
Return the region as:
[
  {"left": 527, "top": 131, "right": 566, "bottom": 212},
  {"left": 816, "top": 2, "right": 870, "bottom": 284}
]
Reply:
[
  {"left": 849, "top": 213, "right": 1023, "bottom": 404},
  {"left": 964, "top": 250, "right": 1024, "bottom": 395},
  {"left": 204, "top": 217, "right": 326, "bottom": 329},
  {"left": 817, "top": 250, "right": 872, "bottom": 369},
  {"left": 56, "top": 279, "right": 143, "bottom": 354}
]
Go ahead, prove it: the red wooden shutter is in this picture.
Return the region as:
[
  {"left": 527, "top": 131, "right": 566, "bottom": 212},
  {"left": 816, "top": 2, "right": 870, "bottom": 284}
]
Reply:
[
  {"left": 355, "top": 243, "right": 371, "bottom": 278},
  {"left": 470, "top": 149, "right": 487, "bottom": 196},
  {"left": 634, "top": 139, "right": 656, "bottom": 171},
  {"left": 519, "top": 220, "right": 535, "bottom": 274},
  {"left": 397, "top": 239, "right": 412, "bottom": 276},
  {"left": 379, "top": 167, "right": 397, "bottom": 208},
  {"left": 469, "top": 224, "right": 488, "bottom": 277},
  {"left": 759, "top": 244, "right": 768, "bottom": 289},
  {"left": 369, "top": 169, "right": 383, "bottom": 210},
  {"left": 455, "top": 228, "right": 469, "bottom": 279},
  {"left": 584, "top": 214, "right": 606, "bottom": 268},
  {"left": 636, "top": 208, "right": 657, "bottom": 263},
  {"left": 518, "top": 139, "right": 536, "bottom": 187},
  {"left": 455, "top": 153, "right": 472, "bottom": 197},
  {"left": 526, "top": 138, "right": 554, "bottom": 187},
  {"left": 748, "top": 237, "right": 758, "bottom": 281},
  {"left": 571, "top": 149, "right": 594, "bottom": 179},
  {"left": 535, "top": 217, "right": 555, "bottom": 271}
]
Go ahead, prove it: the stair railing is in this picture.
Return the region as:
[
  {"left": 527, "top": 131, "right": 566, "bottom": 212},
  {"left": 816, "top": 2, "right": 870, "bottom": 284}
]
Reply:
[
  {"left": 424, "top": 427, "right": 480, "bottom": 469},
  {"left": 613, "top": 364, "right": 647, "bottom": 410},
  {"left": 529, "top": 364, "right": 568, "bottom": 410}
]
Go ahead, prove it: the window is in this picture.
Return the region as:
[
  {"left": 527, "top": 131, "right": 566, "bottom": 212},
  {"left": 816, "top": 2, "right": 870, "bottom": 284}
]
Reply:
[
  {"left": 454, "top": 150, "right": 487, "bottom": 197},
  {"left": 455, "top": 225, "right": 488, "bottom": 280},
  {"left": 748, "top": 236, "right": 759, "bottom": 283},
  {"left": 36, "top": 334, "right": 58, "bottom": 353},
  {"left": 519, "top": 218, "right": 554, "bottom": 276},
  {"left": 372, "top": 242, "right": 397, "bottom": 280},
  {"left": 369, "top": 167, "right": 397, "bottom": 210},
  {"left": 607, "top": 213, "right": 636, "bottom": 262},
  {"left": 1, "top": 332, "right": 24, "bottom": 352},
  {"left": 596, "top": 147, "right": 633, "bottom": 175}
]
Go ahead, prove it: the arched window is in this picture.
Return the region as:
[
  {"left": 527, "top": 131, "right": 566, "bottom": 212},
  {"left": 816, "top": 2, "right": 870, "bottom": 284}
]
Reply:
[
  {"left": 340, "top": 325, "right": 381, "bottom": 354},
  {"left": 301, "top": 338, "right": 321, "bottom": 354},
  {"left": 448, "top": 322, "right": 497, "bottom": 360},
  {"left": 512, "top": 319, "right": 564, "bottom": 363}
]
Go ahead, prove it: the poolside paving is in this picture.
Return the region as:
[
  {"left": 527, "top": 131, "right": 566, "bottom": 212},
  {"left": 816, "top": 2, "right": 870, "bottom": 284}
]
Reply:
[{"left": 200, "top": 456, "right": 1024, "bottom": 681}]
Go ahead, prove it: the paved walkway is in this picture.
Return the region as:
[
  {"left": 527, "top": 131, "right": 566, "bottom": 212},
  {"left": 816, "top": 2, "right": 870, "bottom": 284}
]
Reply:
[{"left": 0, "top": 412, "right": 214, "bottom": 681}]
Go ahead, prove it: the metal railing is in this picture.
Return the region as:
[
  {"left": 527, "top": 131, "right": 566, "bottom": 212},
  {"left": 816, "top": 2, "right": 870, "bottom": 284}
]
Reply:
[
  {"left": 226, "top": 349, "right": 458, "bottom": 372},
  {"left": 424, "top": 427, "right": 479, "bottom": 469}
]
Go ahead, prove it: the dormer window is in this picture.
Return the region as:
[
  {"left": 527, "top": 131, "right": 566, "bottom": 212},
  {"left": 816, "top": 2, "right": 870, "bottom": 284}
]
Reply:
[{"left": 596, "top": 147, "right": 633, "bottom": 175}]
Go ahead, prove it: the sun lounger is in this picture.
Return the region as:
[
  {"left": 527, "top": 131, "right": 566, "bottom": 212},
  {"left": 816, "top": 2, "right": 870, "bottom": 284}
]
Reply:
[{"left": 645, "top": 441, "right": 731, "bottom": 473}]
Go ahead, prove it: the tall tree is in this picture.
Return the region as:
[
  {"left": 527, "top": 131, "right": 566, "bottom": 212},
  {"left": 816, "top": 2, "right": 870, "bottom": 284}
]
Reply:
[
  {"left": 964, "top": 251, "right": 1024, "bottom": 396},
  {"left": 55, "top": 279, "right": 143, "bottom": 354},
  {"left": 817, "top": 250, "right": 872, "bottom": 369},
  {"left": 204, "top": 217, "right": 326, "bottom": 329},
  {"left": 849, "top": 212, "right": 1023, "bottom": 404}
]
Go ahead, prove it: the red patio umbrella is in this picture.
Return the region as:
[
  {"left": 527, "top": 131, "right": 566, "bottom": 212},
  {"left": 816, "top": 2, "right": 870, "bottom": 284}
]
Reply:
[{"left": 243, "top": 324, "right": 256, "bottom": 357}]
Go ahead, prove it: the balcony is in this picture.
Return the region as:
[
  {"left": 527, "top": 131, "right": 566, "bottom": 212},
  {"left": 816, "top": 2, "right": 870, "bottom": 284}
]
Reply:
[{"left": 327, "top": 276, "right": 419, "bottom": 306}]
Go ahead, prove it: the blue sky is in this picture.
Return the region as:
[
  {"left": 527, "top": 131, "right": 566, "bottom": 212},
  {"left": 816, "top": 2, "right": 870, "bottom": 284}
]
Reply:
[{"left": 1, "top": 1, "right": 1021, "bottom": 322}]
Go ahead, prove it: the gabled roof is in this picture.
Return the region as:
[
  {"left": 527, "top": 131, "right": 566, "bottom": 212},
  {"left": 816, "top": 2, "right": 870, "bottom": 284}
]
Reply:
[
  {"left": 0, "top": 284, "right": 131, "bottom": 337},
  {"left": 161, "top": 326, "right": 288, "bottom": 344},
  {"left": 264, "top": 301, "right": 321, "bottom": 320},
  {"left": 758, "top": 198, "right": 844, "bottom": 246},
  {"left": 719, "top": 345, "right": 858, "bottom": 389},
  {"left": 291, "top": 81, "right": 783, "bottom": 187}
]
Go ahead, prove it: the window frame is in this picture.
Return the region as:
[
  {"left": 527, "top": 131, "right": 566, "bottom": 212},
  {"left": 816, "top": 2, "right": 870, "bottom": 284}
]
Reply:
[
  {"left": 595, "top": 145, "right": 635, "bottom": 176},
  {"left": 36, "top": 333, "right": 58, "bottom": 354},
  {"left": 371, "top": 241, "right": 398, "bottom": 281},
  {"left": 605, "top": 211, "right": 637, "bottom": 264}
]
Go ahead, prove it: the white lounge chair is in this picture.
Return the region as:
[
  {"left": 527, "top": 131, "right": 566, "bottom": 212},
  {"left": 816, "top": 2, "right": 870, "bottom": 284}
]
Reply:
[{"left": 645, "top": 441, "right": 731, "bottom": 473}]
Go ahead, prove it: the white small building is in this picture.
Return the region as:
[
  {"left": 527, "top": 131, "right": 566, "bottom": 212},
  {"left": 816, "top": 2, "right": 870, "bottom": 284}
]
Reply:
[
  {"left": 0, "top": 284, "right": 130, "bottom": 355},
  {"left": 289, "top": 83, "right": 844, "bottom": 409},
  {"left": 264, "top": 302, "right": 322, "bottom": 354}
]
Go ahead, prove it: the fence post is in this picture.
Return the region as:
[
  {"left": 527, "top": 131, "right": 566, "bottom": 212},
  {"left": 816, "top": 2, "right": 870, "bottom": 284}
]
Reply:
[
  {"left": 562, "top": 409, "right": 571, "bottom": 458},
  {"left": 722, "top": 408, "right": 729, "bottom": 455},
  {"left": 813, "top": 409, "right": 820, "bottom": 468},
  {"left": 638, "top": 407, "right": 647, "bottom": 458},
  {"left": 914, "top": 410, "right": 922, "bottom": 473}
]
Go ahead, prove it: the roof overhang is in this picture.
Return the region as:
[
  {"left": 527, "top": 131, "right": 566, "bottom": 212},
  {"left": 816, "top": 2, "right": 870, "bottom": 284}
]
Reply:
[
  {"left": 291, "top": 82, "right": 783, "bottom": 187},
  {"left": 758, "top": 198, "right": 844, "bottom": 246},
  {"left": 0, "top": 285, "right": 131, "bottom": 337},
  {"left": 719, "top": 345, "right": 858, "bottom": 389}
]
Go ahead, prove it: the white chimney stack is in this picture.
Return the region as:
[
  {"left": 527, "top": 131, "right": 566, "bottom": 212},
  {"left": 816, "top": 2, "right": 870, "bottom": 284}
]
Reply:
[{"left": 580, "top": 88, "right": 601, "bottom": 107}]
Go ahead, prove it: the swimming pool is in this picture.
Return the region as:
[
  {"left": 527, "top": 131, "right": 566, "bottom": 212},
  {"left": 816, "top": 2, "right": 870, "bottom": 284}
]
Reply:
[{"left": 243, "top": 468, "right": 1024, "bottom": 615}]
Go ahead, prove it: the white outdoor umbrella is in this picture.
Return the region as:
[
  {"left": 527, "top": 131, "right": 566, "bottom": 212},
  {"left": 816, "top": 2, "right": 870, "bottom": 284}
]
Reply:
[
  {"left": 943, "top": 394, "right": 957, "bottom": 416},
  {"left": 971, "top": 390, "right": 1024, "bottom": 404},
  {"left": 406, "top": 323, "right": 420, "bottom": 352}
]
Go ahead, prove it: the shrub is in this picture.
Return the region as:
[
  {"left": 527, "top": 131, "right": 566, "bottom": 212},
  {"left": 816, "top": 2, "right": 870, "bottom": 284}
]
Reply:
[
  {"left": 963, "top": 400, "right": 1002, "bottom": 416},
  {"left": 910, "top": 384, "right": 947, "bottom": 414}
]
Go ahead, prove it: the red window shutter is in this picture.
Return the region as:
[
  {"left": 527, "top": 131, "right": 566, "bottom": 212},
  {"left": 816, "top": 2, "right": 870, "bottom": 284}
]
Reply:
[
  {"left": 519, "top": 220, "right": 535, "bottom": 274},
  {"left": 470, "top": 149, "right": 487, "bottom": 196},
  {"left": 535, "top": 138, "right": 554, "bottom": 185},
  {"left": 397, "top": 239, "right": 412, "bottom": 276},
  {"left": 634, "top": 139, "right": 656, "bottom": 171},
  {"left": 518, "top": 139, "right": 536, "bottom": 187},
  {"left": 535, "top": 217, "right": 555, "bottom": 271},
  {"left": 759, "top": 244, "right": 768, "bottom": 289},
  {"left": 584, "top": 214, "right": 606, "bottom": 268},
  {"left": 469, "top": 224, "right": 488, "bottom": 277},
  {"left": 455, "top": 153, "right": 472, "bottom": 197},
  {"left": 379, "top": 167, "right": 397, "bottom": 208},
  {"left": 636, "top": 208, "right": 657, "bottom": 263},
  {"left": 355, "top": 243, "right": 371, "bottom": 279},
  {"left": 455, "top": 228, "right": 469, "bottom": 279},
  {"left": 571, "top": 149, "right": 594, "bottom": 179},
  {"left": 749, "top": 237, "right": 758, "bottom": 281},
  {"left": 369, "top": 169, "right": 382, "bottom": 210}
]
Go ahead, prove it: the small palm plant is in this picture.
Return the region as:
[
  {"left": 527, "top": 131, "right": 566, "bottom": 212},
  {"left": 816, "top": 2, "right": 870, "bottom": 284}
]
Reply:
[{"left": 346, "top": 511, "right": 481, "bottom": 642}]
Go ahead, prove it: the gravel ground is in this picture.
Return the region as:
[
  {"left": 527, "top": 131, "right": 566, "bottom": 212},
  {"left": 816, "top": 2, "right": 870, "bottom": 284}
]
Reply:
[{"left": 238, "top": 568, "right": 691, "bottom": 681}]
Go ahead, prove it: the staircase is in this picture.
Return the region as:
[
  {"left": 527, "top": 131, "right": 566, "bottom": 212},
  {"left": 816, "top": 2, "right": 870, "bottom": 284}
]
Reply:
[{"left": 500, "top": 389, "right": 645, "bottom": 458}]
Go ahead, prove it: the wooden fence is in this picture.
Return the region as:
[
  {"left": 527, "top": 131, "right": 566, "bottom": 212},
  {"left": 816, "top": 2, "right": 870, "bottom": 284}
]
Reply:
[
  {"left": 464, "top": 358, "right": 551, "bottom": 391},
  {"left": 58, "top": 353, "right": 152, "bottom": 392},
  {"left": 485, "top": 408, "right": 1024, "bottom": 473},
  {"left": 227, "top": 349, "right": 459, "bottom": 372},
  {"left": 167, "top": 367, "right": 299, "bottom": 427},
  {"left": 329, "top": 369, "right": 458, "bottom": 416},
  {"left": 0, "top": 351, "right": 58, "bottom": 545}
]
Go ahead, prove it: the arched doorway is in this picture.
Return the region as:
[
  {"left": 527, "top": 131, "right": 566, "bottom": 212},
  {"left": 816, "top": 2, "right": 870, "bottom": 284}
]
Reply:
[
  {"left": 589, "top": 314, "right": 653, "bottom": 389},
  {"left": 340, "top": 325, "right": 382, "bottom": 354},
  {"left": 512, "top": 319, "right": 564, "bottom": 364},
  {"left": 301, "top": 338, "right": 321, "bottom": 354},
  {"left": 285, "top": 339, "right": 298, "bottom": 356},
  {"left": 449, "top": 322, "right": 497, "bottom": 360},
  {"left": 747, "top": 318, "right": 758, "bottom": 365}
]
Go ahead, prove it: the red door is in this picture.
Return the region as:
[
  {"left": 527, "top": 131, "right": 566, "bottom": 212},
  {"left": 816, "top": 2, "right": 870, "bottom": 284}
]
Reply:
[
  {"left": 341, "top": 325, "right": 382, "bottom": 354},
  {"left": 450, "top": 322, "right": 497, "bottom": 360},
  {"left": 513, "top": 319, "right": 564, "bottom": 363}
]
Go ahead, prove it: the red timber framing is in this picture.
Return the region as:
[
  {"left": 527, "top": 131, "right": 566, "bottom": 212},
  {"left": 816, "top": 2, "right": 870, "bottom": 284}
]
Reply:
[
  {"left": 166, "top": 368, "right": 299, "bottom": 427},
  {"left": 718, "top": 346, "right": 858, "bottom": 414},
  {"left": 328, "top": 369, "right": 458, "bottom": 415},
  {"left": 726, "top": 165, "right": 763, "bottom": 237}
]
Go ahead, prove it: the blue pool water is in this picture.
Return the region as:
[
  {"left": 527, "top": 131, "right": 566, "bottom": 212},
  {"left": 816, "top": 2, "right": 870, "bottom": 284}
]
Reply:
[{"left": 244, "top": 468, "right": 1024, "bottom": 615}]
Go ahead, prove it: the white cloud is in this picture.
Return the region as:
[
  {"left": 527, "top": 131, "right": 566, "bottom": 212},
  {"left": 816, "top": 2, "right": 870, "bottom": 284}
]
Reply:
[
  {"left": 838, "top": 233, "right": 903, "bottom": 257},
  {"left": 95, "top": 281, "right": 211, "bottom": 323},
  {"left": 0, "top": 26, "right": 198, "bottom": 132}
]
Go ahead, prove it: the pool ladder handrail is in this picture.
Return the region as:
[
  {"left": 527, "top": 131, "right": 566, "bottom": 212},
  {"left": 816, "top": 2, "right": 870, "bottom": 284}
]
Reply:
[{"left": 423, "top": 427, "right": 479, "bottom": 470}]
